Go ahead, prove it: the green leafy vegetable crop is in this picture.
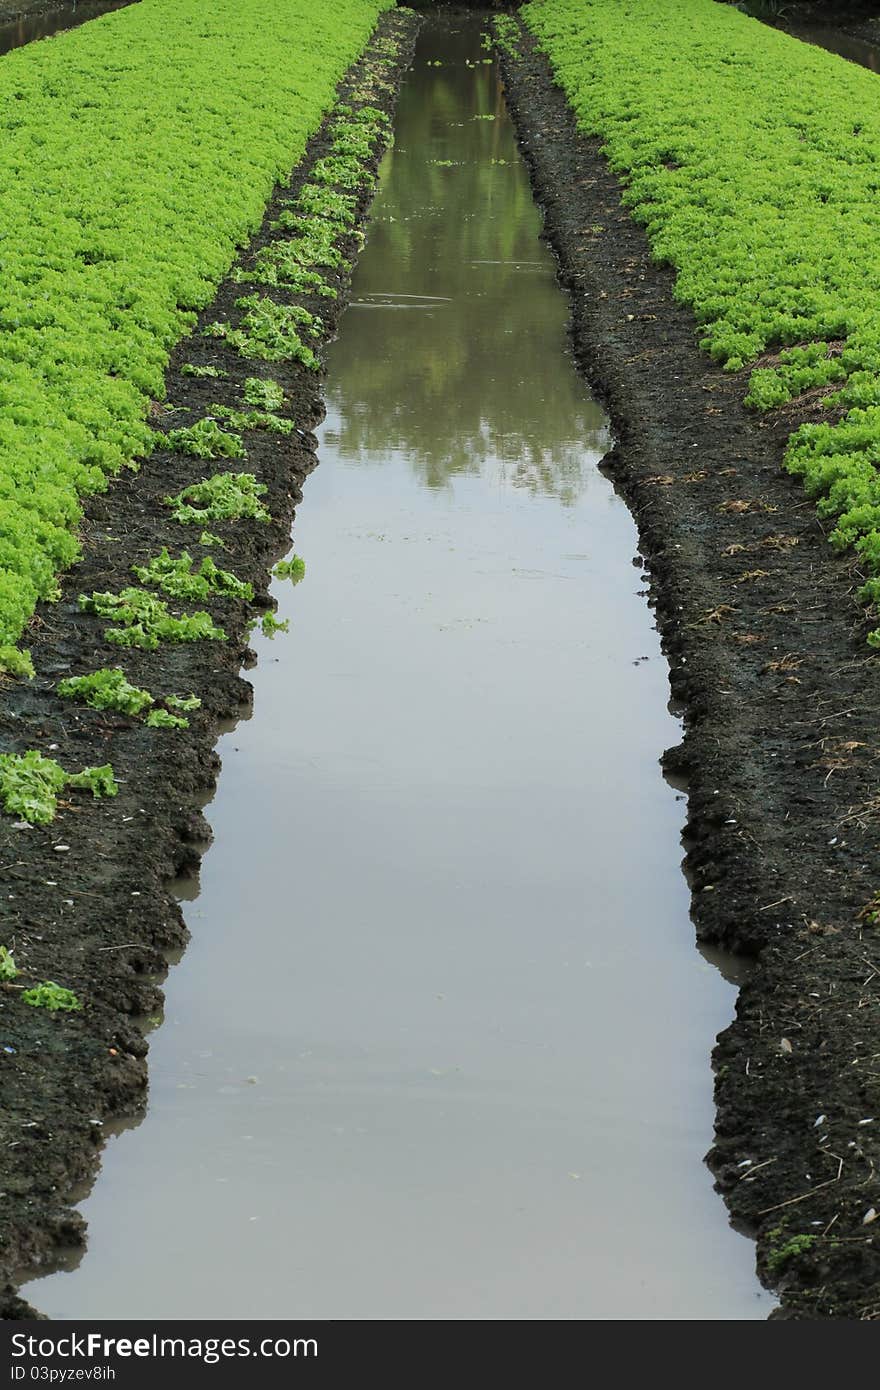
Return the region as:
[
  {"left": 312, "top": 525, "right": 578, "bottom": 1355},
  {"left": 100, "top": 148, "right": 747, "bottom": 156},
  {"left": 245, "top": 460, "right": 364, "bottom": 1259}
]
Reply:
[
  {"left": 165, "top": 693, "right": 201, "bottom": 712},
  {"left": 79, "top": 589, "right": 226, "bottom": 649},
  {"left": 210, "top": 405, "right": 294, "bottom": 436},
  {"left": 22, "top": 982, "right": 82, "bottom": 1012},
  {"left": 0, "top": 0, "right": 393, "bottom": 671},
  {"left": 181, "top": 364, "right": 226, "bottom": 380},
  {"left": 132, "top": 549, "right": 253, "bottom": 603},
  {"left": 273, "top": 556, "right": 306, "bottom": 583},
  {"left": 242, "top": 378, "right": 286, "bottom": 411},
  {"left": 163, "top": 419, "right": 247, "bottom": 461},
  {"left": 67, "top": 765, "right": 119, "bottom": 798},
  {"left": 0, "top": 750, "right": 117, "bottom": 824},
  {"left": 205, "top": 297, "right": 322, "bottom": 367},
  {"left": 58, "top": 665, "right": 201, "bottom": 728},
  {"left": 58, "top": 668, "right": 154, "bottom": 716},
  {"left": 295, "top": 185, "right": 358, "bottom": 227},
  {"left": 145, "top": 708, "right": 189, "bottom": 730}
]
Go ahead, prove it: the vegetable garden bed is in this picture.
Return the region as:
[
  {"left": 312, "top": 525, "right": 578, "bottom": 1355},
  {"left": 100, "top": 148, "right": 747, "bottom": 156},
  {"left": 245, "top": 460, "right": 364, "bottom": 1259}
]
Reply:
[{"left": 0, "top": 2, "right": 419, "bottom": 1317}]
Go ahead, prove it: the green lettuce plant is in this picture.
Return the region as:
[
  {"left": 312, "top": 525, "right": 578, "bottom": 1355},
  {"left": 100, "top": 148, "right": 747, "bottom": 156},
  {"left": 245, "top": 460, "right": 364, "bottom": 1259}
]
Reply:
[
  {"left": 0, "top": 0, "right": 393, "bottom": 671},
  {"left": 525, "top": 0, "right": 880, "bottom": 642}
]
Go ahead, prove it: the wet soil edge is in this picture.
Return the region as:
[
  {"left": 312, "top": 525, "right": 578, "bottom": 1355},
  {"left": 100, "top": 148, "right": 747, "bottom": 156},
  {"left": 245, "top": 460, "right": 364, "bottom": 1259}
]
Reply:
[
  {"left": 499, "top": 27, "right": 880, "bottom": 1320},
  {"left": 0, "top": 0, "right": 71, "bottom": 23},
  {"left": 0, "top": 7, "right": 421, "bottom": 1320}
]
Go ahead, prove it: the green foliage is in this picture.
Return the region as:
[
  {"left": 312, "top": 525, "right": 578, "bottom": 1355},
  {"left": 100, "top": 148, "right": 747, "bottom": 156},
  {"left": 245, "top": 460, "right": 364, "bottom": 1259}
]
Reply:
[
  {"left": 199, "top": 530, "right": 225, "bottom": 548},
  {"left": 0, "top": 647, "right": 35, "bottom": 680},
  {"left": 492, "top": 15, "right": 522, "bottom": 59},
  {"left": 311, "top": 154, "right": 366, "bottom": 189},
  {"left": 165, "top": 693, "right": 201, "bottom": 712},
  {"left": 260, "top": 613, "right": 290, "bottom": 638},
  {"left": 205, "top": 297, "right": 322, "bottom": 368},
  {"left": 132, "top": 549, "right": 253, "bottom": 602},
  {"left": 66, "top": 764, "right": 118, "bottom": 798},
  {"left": 164, "top": 472, "right": 270, "bottom": 524},
  {"left": 737, "top": 0, "right": 791, "bottom": 18},
  {"left": 58, "top": 665, "right": 200, "bottom": 728},
  {"left": 22, "top": 982, "right": 82, "bottom": 1012},
  {"left": 145, "top": 708, "right": 189, "bottom": 730},
  {"left": 181, "top": 364, "right": 226, "bottom": 379},
  {"left": 0, "top": 750, "right": 116, "bottom": 824},
  {"left": 79, "top": 588, "right": 226, "bottom": 649},
  {"left": 58, "top": 667, "right": 154, "bottom": 716},
  {"left": 0, "top": 946, "right": 17, "bottom": 982},
  {"left": 234, "top": 233, "right": 341, "bottom": 296},
  {"left": 0, "top": 0, "right": 393, "bottom": 667},
  {"left": 295, "top": 184, "right": 357, "bottom": 228},
  {"left": 766, "top": 1234, "right": 818, "bottom": 1275},
  {"left": 163, "top": 418, "right": 247, "bottom": 460},
  {"left": 526, "top": 0, "right": 880, "bottom": 638},
  {"left": 210, "top": 404, "right": 294, "bottom": 436},
  {"left": 242, "top": 378, "right": 286, "bottom": 411},
  {"left": 0, "top": 751, "right": 68, "bottom": 824},
  {"left": 273, "top": 555, "right": 306, "bottom": 583},
  {"left": 268, "top": 213, "right": 347, "bottom": 266}
]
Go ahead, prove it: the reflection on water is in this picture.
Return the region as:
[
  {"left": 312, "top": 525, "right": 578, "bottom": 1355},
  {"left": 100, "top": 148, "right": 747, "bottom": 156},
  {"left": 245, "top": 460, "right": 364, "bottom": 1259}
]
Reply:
[
  {"left": 24, "top": 17, "right": 772, "bottom": 1321},
  {"left": 0, "top": 1, "right": 134, "bottom": 57},
  {"left": 329, "top": 48, "right": 608, "bottom": 505}
]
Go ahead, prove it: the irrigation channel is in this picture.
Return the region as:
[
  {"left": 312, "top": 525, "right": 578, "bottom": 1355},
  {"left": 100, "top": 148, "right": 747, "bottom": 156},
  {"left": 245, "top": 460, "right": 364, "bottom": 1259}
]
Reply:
[
  {"left": 788, "top": 21, "right": 880, "bottom": 70},
  {"left": 0, "top": 0, "right": 132, "bottom": 55},
  {"left": 25, "top": 16, "right": 774, "bottom": 1320}
]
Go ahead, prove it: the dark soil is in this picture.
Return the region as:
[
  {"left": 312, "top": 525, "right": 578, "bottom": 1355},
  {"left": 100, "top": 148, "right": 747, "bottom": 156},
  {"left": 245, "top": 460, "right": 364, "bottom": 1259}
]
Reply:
[
  {"left": 780, "top": 0, "right": 880, "bottom": 44},
  {"left": 499, "top": 24, "right": 880, "bottom": 1320},
  {"left": 0, "top": 7, "right": 420, "bottom": 1320}
]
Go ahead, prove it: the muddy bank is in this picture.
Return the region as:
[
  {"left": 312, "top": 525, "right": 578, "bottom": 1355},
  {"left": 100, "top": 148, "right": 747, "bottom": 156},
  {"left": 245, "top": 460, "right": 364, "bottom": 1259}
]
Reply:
[
  {"left": 0, "top": 7, "right": 419, "bottom": 1319},
  {"left": 499, "top": 26, "right": 880, "bottom": 1319}
]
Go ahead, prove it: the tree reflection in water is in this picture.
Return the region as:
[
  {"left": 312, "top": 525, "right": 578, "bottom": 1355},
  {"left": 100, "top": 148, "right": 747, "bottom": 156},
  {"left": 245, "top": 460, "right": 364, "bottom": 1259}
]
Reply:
[{"left": 324, "top": 24, "right": 609, "bottom": 507}]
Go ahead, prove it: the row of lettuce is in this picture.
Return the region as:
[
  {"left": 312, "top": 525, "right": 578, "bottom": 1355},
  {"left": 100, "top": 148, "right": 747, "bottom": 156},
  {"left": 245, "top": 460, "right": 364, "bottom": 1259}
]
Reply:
[
  {"left": 0, "top": 0, "right": 394, "bottom": 677},
  {"left": 1, "top": 24, "right": 396, "bottom": 810},
  {"left": 0, "top": 7, "right": 402, "bottom": 1019},
  {"left": 522, "top": 0, "right": 880, "bottom": 640}
]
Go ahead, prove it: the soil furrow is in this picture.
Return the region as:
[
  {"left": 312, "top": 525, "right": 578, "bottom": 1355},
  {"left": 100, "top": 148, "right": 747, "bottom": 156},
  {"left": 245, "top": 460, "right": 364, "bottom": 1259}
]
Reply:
[{"left": 499, "top": 23, "right": 880, "bottom": 1319}]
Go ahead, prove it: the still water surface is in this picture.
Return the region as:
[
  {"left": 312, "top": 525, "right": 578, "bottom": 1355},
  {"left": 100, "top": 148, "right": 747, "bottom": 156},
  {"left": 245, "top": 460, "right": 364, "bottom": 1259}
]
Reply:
[
  {"left": 26, "top": 18, "right": 772, "bottom": 1320},
  {"left": 0, "top": 1, "right": 132, "bottom": 57}
]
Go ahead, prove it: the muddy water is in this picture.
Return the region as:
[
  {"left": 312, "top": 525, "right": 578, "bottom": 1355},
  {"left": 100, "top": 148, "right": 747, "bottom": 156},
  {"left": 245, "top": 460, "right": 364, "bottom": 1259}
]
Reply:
[
  {"left": 0, "top": 1, "right": 133, "bottom": 56},
  {"left": 26, "top": 18, "right": 773, "bottom": 1320},
  {"left": 786, "top": 23, "right": 880, "bottom": 71}
]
